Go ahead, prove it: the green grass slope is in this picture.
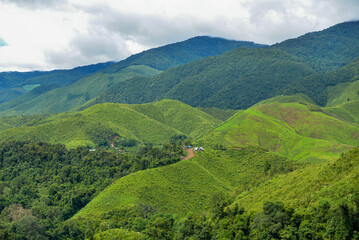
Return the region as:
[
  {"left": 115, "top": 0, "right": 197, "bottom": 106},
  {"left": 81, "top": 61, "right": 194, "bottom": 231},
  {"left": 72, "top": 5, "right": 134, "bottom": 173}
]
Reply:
[
  {"left": 232, "top": 145, "right": 359, "bottom": 212},
  {"left": 0, "top": 65, "right": 160, "bottom": 116},
  {"left": 126, "top": 100, "right": 222, "bottom": 139},
  {"left": 85, "top": 48, "right": 315, "bottom": 110},
  {"left": 324, "top": 101, "right": 359, "bottom": 125},
  {"left": 0, "top": 114, "right": 51, "bottom": 131},
  {"left": 0, "top": 100, "right": 220, "bottom": 148},
  {"left": 197, "top": 107, "right": 238, "bottom": 121},
  {"left": 76, "top": 147, "right": 297, "bottom": 217},
  {"left": 201, "top": 98, "right": 359, "bottom": 163},
  {"left": 274, "top": 20, "right": 359, "bottom": 72}
]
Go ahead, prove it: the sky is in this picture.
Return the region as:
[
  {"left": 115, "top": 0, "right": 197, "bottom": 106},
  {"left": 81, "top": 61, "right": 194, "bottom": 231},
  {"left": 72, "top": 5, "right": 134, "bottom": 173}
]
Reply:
[{"left": 0, "top": 0, "right": 358, "bottom": 72}]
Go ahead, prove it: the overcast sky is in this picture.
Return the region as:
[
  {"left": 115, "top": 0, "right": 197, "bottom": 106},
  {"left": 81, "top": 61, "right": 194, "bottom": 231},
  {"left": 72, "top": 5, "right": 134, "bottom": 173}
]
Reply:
[{"left": 0, "top": 0, "right": 358, "bottom": 72}]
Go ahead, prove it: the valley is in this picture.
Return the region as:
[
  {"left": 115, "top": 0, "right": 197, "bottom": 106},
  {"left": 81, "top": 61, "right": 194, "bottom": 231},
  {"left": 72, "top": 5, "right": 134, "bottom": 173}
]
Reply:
[{"left": 0, "top": 20, "right": 359, "bottom": 239}]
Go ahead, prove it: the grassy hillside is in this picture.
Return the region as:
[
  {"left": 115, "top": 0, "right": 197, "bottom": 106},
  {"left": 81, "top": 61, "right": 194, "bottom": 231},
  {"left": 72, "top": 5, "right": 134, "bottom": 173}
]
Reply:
[
  {"left": 127, "top": 100, "right": 222, "bottom": 139},
  {"left": 76, "top": 147, "right": 297, "bottom": 217},
  {"left": 324, "top": 101, "right": 359, "bottom": 125},
  {"left": 201, "top": 97, "right": 359, "bottom": 163},
  {"left": 232, "top": 144, "right": 359, "bottom": 213},
  {"left": 0, "top": 113, "right": 51, "bottom": 131},
  {"left": 0, "top": 100, "right": 220, "bottom": 148},
  {"left": 84, "top": 48, "right": 315, "bottom": 110},
  {"left": 102, "top": 36, "right": 267, "bottom": 73},
  {"left": 274, "top": 20, "right": 359, "bottom": 72},
  {"left": 197, "top": 107, "right": 238, "bottom": 121},
  {"left": 0, "top": 65, "right": 160, "bottom": 116}
]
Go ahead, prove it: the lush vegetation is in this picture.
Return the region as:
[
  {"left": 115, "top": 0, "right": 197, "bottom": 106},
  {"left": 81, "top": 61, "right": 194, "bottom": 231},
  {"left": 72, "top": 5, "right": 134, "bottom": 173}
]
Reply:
[
  {"left": 77, "top": 21, "right": 359, "bottom": 113},
  {"left": 0, "top": 65, "right": 160, "bottom": 116},
  {"left": 67, "top": 145, "right": 359, "bottom": 239},
  {"left": 1, "top": 20, "right": 359, "bottom": 240},
  {"left": 88, "top": 48, "right": 315, "bottom": 110},
  {"left": 280, "top": 57, "right": 359, "bottom": 107},
  {"left": 67, "top": 194, "right": 359, "bottom": 240},
  {"left": 274, "top": 20, "right": 359, "bottom": 73},
  {"left": 201, "top": 96, "right": 359, "bottom": 163},
  {"left": 102, "top": 36, "right": 266, "bottom": 73},
  {"left": 0, "top": 36, "right": 258, "bottom": 117},
  {"left": 76, "top": 147, "right": 299, "bottom": 219},
  {"left": 0, "top": 140, "right": 183, "bottom": 239},
  {"left": 0, "top": 100, "right": 221, "bottom": 148},
  {"left": 0, "top": 62, "right": 113, "bottom": 104},
  {"left": 1, "top": 140, "right": 358, "bottom": 239}
]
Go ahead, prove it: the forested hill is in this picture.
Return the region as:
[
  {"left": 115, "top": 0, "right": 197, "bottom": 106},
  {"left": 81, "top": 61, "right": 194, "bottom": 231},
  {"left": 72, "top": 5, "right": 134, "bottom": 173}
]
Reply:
[
  {"left": 78, "top": 21, "right": 359, "bottom": 111},
  {"left": 101, "top": 36, "right": 267, "bottom": 73},
  {"left": 0, "top": 36, "right": 264, "bottom": 117},
  {"left": 274, "top": 20, "right": 359, "bottom": 73},
  {"left": 0, "top": 62, "right": 114, "bottom": 104},
  {"left": 81, "top": 47, "right": 316, "bottom": 110}
]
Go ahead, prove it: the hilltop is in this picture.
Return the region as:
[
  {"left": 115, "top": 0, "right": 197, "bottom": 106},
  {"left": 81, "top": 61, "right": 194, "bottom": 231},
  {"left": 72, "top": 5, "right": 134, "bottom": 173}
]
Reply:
[
  {"left": 76, "top": 146, "right": 297, "bottom": 217},
  {"left": 274, "top": 20, "right": 359, "bottom": 72},
  {"left": 102, "top": 36, "right": 267, "bottom": 72},
  {"left": 0, "top": 100, "right": 221, "bottom": 148},
  {"left": 74, "top": 96, "right": 359, "bottom": 218},
  {"left": 78, "top": 21, "right": 359, "bottom": 112},
  {"left": 0, "top": 36, "right": 261, "bottom": 116},
  {"left": 82, "top": 48, "right": 315, "bottom": 110},
  {"left": 201, "top": 96, "right": 359, "bottom": 163}
]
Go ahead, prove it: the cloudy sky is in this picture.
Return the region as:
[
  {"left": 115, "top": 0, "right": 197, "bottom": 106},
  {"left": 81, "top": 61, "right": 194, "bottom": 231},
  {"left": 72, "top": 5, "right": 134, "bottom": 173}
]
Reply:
[{"left": 0, "top": 0, "right": 358, "bottom": 72}]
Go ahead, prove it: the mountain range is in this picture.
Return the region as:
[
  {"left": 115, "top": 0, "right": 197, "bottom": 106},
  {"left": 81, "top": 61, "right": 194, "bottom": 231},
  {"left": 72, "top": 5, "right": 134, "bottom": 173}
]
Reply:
[{"left": 1, "top": 20, "right": 359, "bottom": 239}]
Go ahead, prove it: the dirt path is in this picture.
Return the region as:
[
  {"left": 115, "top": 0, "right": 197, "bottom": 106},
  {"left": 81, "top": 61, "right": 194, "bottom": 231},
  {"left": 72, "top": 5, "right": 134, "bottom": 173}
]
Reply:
[
  {"left": 184, "top": 148, "right": 194, "bottom": 160},
  {"left": 110, "top": 135, "right": 119, "bottom": 148}
]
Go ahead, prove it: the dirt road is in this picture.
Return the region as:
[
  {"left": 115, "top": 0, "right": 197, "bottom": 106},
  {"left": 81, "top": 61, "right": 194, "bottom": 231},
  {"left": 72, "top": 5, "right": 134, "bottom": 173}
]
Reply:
[{"left": 184, "top": 148, "right": 194, "bottom": 160}]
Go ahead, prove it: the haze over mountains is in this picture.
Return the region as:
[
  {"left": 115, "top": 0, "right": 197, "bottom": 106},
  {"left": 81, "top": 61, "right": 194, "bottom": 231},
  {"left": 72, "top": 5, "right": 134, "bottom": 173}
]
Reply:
[{"left": 1, "top": 20, "right": 359, "bottom": 239}]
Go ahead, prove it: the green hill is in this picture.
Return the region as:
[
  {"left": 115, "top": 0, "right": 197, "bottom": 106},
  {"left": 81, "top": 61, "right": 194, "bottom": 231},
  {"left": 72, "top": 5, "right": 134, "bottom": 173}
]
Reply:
[
  {"left": 0, "top": 100, "right": 221, "bottom": 148},
  {"left": 83, "top": 48, "right": 315, "bottom": 110},
  {"left": 324, "top": 101, "right": 359, "bottom": 125},
  {"left": 74, "top": 96, "right": 359, "bottom": 220},
  {"left": 279, "top": 56, "right": 359, "bottom": 106},
  {"left": 200, "top": 96, "right": 359, "bottom": 163},
  {"left": 0, "top": 62, "right": 113, "bottom": 103},
  {"left": 274, "top": 20, "right": 359, "bottom": 73},
  {"left": 102, "top": 36, "right": 267, "bottom": 73},
  {"left": 0, "top": 37, "right": 260, "bottom": 117},
  {"left": 75, "top": 147, "right": 297, "bottom": 218},
  {"left": 232, "top": 144, "right": 359, "bottom": 213},
  {"left": 0, "top": 65, "right": 160, "bottom": 116}
]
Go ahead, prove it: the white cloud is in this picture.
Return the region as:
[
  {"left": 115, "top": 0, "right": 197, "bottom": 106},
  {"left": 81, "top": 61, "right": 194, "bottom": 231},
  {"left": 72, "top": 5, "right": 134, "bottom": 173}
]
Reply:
[{"left": 0, "top": 0, "right": 357, "bottom": 71}]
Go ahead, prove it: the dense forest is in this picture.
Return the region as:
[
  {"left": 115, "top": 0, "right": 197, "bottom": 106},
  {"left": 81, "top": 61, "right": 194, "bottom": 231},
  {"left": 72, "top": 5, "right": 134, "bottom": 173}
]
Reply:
[
  {"left": 3, "top": 140, "right": 358, "bottom": 239},
  {"left": 0, "top": 141, "right": 183, "bottom": 239}
]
